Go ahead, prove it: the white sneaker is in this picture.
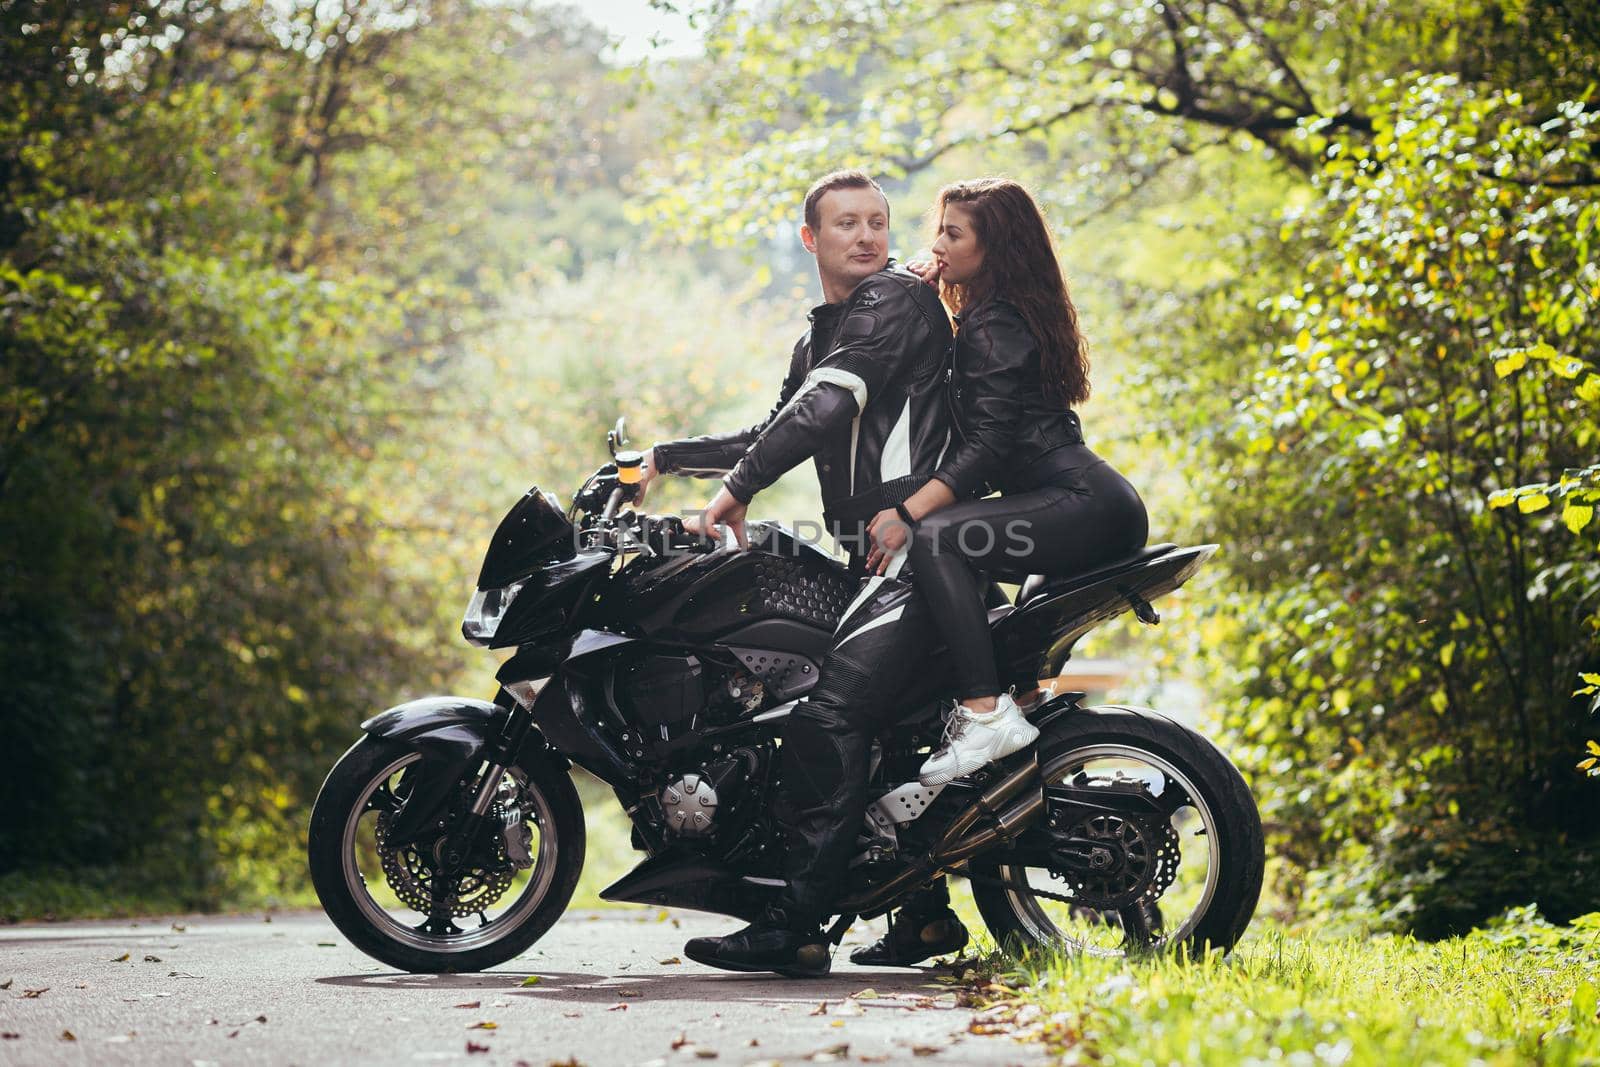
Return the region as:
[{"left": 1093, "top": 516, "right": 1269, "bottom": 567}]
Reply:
[{"left": 918, "top": 693, "right": 1040, "bottom": 786}]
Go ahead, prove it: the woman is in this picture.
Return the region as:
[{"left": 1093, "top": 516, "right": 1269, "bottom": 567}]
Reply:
[
  {"left": 868, "top": 178, "right": 1149, "bottom": 785},
  {"left": 846, "top": 179, "right": 1149, "bottom": 969}
]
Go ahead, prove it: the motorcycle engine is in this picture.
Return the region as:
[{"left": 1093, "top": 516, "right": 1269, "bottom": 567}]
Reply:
[{"left": 658, "top": 749, "right": 759, "bottom": 838}]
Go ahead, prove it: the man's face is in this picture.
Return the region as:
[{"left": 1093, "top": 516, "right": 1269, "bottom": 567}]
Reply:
[{"left": 802, "top": 186, "right": 890, "bottom": 297}]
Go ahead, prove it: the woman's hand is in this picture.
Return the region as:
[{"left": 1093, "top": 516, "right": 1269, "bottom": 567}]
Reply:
[
  {"left": 905, "top": 258, "right": 942, "bottom": 287},
  {"left": 683, "top": 485, "right": 749, "bottom": 548},
  {"left": 865, "top": 507, "right": 914, "bottom": 575}
]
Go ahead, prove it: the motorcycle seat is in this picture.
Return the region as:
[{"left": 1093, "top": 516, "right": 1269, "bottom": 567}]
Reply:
[{"left": 1014, "top": 543, "right": 1178, "bottom": 607}]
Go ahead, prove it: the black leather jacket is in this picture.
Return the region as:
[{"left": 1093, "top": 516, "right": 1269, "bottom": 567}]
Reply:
[
  {"left": 930, "top": 298, "right": 1084, "bottom": 499},
  {"left": 653, "top": 264, "right": 953, "bottom": 538}
]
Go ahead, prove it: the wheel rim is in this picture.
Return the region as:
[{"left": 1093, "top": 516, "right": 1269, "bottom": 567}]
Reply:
[
  {"left": 996, "top": 743, "right": 1221, "bottom": 957},
  {"left": 340, "top": 753, "right": 561, "bottom": 955}
]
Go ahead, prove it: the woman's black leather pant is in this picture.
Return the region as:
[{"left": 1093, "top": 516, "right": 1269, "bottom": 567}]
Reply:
[{"left": 906, "top": 444, "right": 1148, "bottom": 700}]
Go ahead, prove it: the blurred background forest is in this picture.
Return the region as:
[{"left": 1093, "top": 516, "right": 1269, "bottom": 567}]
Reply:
[{"left": 2, "top": 0, "right": 1597, "bottom": 938}]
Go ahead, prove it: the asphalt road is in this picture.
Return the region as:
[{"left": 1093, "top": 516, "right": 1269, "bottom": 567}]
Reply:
[{"left": 0, "top": 910, "right": 1048, "bottom": 1066}]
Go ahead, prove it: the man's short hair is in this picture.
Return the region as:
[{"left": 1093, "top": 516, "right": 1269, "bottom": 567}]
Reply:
[{"left": 803, "top": 170, "right": 889, "bottom": 231}]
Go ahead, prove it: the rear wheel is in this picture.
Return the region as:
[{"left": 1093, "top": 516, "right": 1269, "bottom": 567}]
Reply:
[
  {"left": 969, "top": 706, "right": 1262, "bottom": 957},
  {"left": 308, "top": 735, "right": 585, "bottom": 973}
]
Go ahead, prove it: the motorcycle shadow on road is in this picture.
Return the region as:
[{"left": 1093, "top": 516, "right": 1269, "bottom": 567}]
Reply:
[{"left": 315, "top": 967, "right": 971, "bottom": 1002}]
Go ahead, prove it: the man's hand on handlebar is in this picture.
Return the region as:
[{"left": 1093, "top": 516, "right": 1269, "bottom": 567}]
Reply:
[
  {"left": 634, "top": 446, "right": 659, "bottom": 506},
  {"left": 683, "top": 485, "right": 749, "bottom": 549}
]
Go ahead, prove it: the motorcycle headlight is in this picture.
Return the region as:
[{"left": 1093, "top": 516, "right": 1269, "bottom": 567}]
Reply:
[{"left": 462, "top": 578, "right": 528, "bottom": 646}]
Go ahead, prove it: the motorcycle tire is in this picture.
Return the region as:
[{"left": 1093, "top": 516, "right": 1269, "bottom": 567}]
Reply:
[
  {"left": 308, "top": 734, "right": 585, "bottom": 973},
  {"left": 969, "top": 705, "right": 1263, "bottom": 958}
]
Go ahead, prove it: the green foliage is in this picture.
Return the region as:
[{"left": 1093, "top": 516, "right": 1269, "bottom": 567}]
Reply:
[
  {"left": 1193, "top": 78, "right": 1600, "bottom": 934},
  {"left": 1488, "top": 341, "right": 1600, "bottom": 776},
  {"left": 984, "top": 912, "right": 1600, "bottom": 1066},
  {"left": 640, "top": 0, "right": 1600, "bottom": 237},
  {"left": 0, "top": 0, "right": 664, "bottom": 911}
]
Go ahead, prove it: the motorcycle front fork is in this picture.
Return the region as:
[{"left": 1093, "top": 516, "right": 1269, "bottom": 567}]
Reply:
[{"left": 447, "top": 701, "right": 537, "bottom": 868}]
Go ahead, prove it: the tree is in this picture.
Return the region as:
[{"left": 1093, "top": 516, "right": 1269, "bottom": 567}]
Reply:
[
  {"left": 0, "top": 0, "right": 647, "bottom": 907},
  {"left": 638, "top": 0, "right": 1600, "bottom": 235},
  {"left": 1186, "top": 79, "right": 1600, "bottom": 932}
]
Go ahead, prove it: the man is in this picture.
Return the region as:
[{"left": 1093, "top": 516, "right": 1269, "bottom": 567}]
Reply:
[{"left": 641, "top": 170, "right": 956, "bottom": 975}]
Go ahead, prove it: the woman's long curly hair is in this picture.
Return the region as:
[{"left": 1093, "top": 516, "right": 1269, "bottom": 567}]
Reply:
[{"left": 934, "top": 178, "right": 1090, "bottom": 407}]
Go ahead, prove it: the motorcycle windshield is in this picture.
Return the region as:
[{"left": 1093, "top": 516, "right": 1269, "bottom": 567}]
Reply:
[{"left": 476, "top": 487, "right": 577, "bottom": 589}]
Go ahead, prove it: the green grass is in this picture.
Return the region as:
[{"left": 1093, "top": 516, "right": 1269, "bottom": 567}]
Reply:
[
  {"left": 970, "top": 912, "right": 1600, "bottom": 1066},
  {"left": 0, "top": 866, "right": 317, "bottom": 923}
]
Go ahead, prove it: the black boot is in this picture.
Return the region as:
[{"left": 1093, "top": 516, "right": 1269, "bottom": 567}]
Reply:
[
  {"left": 849, "top": 906, "right": 968, "bottom": 967},
  {"left": 683, "top": 906, "right": 832, "bottom": 978}
]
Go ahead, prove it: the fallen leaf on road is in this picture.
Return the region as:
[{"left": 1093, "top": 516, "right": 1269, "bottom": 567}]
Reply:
[
  {"left": 747, "top": 1038, "right": 759, "bottom": 1047},
  {"left": 143, "top": 955, "right": 161, "bottom": 962},
  {"left": 466, "top": 1040, "right": 490, "bottom": 1054},
  {"left": 1, "top": 1032, "right": 18, "bottom": 1040},
  {"left": 671, "top": 1033, "right": 689, "bottom": 1050},
  {"left": 170, "top": 923, "right": 186, "bottom": 932},
  {"left": 851, "top": 988, "right": 879, "bottom": 999},
  {"left": 658, "top": 957, "right": 681, "bottom": 965},
  {"left": 454, "top": 1001, "right": 481, "bottom": 1009},
  {"left": 859, "top": 1056, "right": 889, "bottom": 1064},
  {"left": 928, "top": 993, "right": 958, "bottom": 1008},
  {"left": 111, "top": 952, "right": 130, "bottom": 962},
  {"left": 168, "top": 972, "right": 201, "bottom": 979},
  {"left": 607, "top": 1003, "right": 627, "bottom": 1012},
  {"left": 694, "top": 1050, "right": 718, "bottom": 1060},
  {"left": 562, "top": 1012, "right": 581, "bottom": 1018},
  {"left": 316, "top": 942, "right": 336, "bottom": 947},
  {"left": 255, "top": 1016, "right": 268, "bottom": 1024},
  {"left": 807, "top": 1043, "right": 849, "bottom": 1063},
  {"left": 22, "top": 988, "right": 48, "bottom": 998},
  {"left": 518, "top": 976, "right": 542, "bottom": 987},
  {"left": 467, "top": 1021, "right": 497, "bottom": 1030},
  {"left": 829, "top": 1020, "right": 845, "bottom": 1028},
  {"left": 60, "top": 1030, "right": 76, "bottom": 1041},
  {"left": 617, "top": 989, "right": 640, "bottom": 998},
  {"left": 0, "top": 980, "right": 10, "bottom": 990},
  {"left": 655, "top": 909, "right": 669, "bottom": 922},
  {"left": 834, "top": 1001, "right": 864, "bottom": 1017},
  {"left": 909, "top": 1045, "right": 943, "bottom": 1056},
  {"left": 809, "top": 1002, "right": 828, "bottom": 1016}
]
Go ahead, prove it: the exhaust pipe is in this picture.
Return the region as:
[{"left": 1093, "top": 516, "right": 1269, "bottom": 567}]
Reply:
[{"left": 838, "top": 753, "right": 1045, "bottom": 915}]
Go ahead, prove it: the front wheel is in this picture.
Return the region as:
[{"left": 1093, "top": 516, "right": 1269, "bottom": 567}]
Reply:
[
  {"left": 969, "top": 705, "right": 1263, "bottom": 958},
  {"left": 308, "top": 734, "right": 585, "bottom": 973}
]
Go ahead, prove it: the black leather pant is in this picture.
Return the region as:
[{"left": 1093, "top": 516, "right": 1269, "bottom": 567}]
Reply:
[
  {"left": 775, "top": 554, "right": 935, "bottom": 926},
  {"left": 906, "top": 445, "right": 1148, "bottom": 700}
]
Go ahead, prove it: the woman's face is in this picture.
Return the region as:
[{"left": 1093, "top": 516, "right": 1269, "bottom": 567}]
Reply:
[{"left": 931, "top": 202, "right": 984, "bottom": 286}]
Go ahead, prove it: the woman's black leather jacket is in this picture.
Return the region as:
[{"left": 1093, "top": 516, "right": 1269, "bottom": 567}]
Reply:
[{"left": 930, "top": 298, "right": 1084, "bottom": 499}]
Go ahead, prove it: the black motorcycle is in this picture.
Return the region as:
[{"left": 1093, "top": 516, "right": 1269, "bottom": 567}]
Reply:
[{"left": 308, "top": 420, "right": 1264, "bottom": 973}]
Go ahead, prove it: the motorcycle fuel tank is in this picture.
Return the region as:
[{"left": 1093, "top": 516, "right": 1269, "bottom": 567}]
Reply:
[{"left": 594, "top": 523, "right": 856, "bottom": 653}]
